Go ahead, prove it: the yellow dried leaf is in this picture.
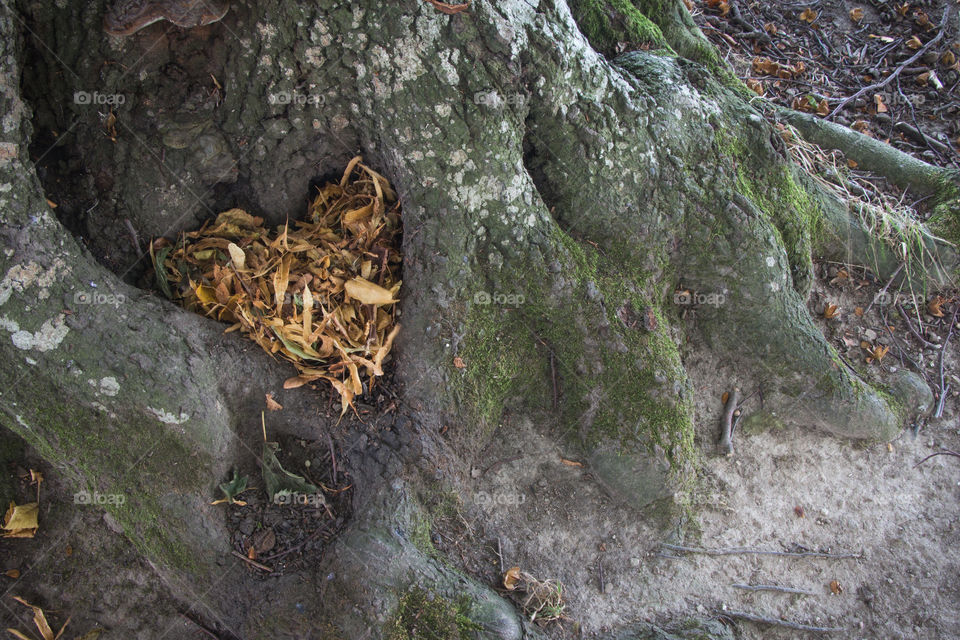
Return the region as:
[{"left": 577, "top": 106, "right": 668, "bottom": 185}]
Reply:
[
  {"left": 3, "top": 502, "right": 38, "bottom": 534},
  {"left": 854, "top": 307, "right": 864, "bottom": 317},
  {"left": 5, "top": 569, "right": 20, "bottom": 578},
  {"left": 453, "top": 356, "right": 466, "bottom": 369},
  {"left": 824, "top": 304, "right": 840, "bottom": 319},
  {"left": 344, "top": 278, "right": 396, "bottom": 306},
  {"left": 799, "top": 8, "right": 818, "bottom": 23},
  {"left": 11, "top": 596, "right": 54, "bottom": 640},
  {"left": 504, "top": 566, "right": 521, "bottom": 590},
  {"left": 830, "top": 579, "right": 843, "bottom": 594},
  {"left": 906, "top": 35, "right": 923, "bottom": 50},
  {"left": 195, "top": 285, "right": 217, "bottom": 305},
  {"left": 849, "top": 7, "right": 865, "bottom": 22},
  {"left": 560, "top": 458, "right": 583, "bottom": 467}
]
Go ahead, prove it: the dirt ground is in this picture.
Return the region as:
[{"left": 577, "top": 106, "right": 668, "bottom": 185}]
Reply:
[{"left": 443, "top": 263, "right": 960, "bottom": 639}]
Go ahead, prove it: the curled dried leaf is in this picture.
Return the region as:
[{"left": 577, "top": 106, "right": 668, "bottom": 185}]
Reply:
[{"left": 504, "top": 566, "right": 521, "bottom": 590}]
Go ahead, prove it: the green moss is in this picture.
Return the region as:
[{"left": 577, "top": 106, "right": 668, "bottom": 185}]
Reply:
[
  {"left": 714, "top": 127, "right": 823, "bottom": 296},
  {"left": 568, "top": 0, "right": 671, "bottom": 56},
  {"left": 456, "top": 223, "right": 696, "bottom": 487},
  {"left": 2, "top": 379, "right": 214, "bottom": 575},
  {"left": 927, "top": 182, "right": 960, "bottom": 247},
  {"left": 385, "top": 587, "right": 481, "bottom": 640}
]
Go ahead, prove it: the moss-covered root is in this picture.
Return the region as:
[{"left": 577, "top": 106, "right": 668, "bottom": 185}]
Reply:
[
  {"left": 567, "top": 0, "right": 671, "bottom": 56},
  {"left": 631, "top": 0, "right": 719, "bottom": 66},
  {"left": 682, "top": 193, "right": 902, "bottom": 442},
  {"left": 316, "top": 480, "right": 539, "bottom": 640},
  {"left": 566, "top": 0, "right": 718, "bottom": 66}
]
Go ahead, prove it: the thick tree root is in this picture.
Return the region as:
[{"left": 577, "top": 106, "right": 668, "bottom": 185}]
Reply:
[{"left": 777, "top": 107, "right": 959, "bottom": 197}]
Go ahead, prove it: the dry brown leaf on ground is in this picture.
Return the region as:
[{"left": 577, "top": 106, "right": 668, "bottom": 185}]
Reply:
[
  {"left": 504, "top": 567, "right": 521, "bottom": 590},
  {"left": 2, "top": 502, "right": 38, "bottom": 538}
]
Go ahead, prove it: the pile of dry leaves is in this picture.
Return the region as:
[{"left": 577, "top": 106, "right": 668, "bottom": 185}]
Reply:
[{"left": 152, "top": 157, "right": 402, "bottom": 413}]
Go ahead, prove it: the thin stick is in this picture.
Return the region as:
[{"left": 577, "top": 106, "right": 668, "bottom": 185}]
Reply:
[
  {"left": 732, "top": 583, "right": 818, "bottom": 596},
  {"left": 661, "top": 543, "right": 862, "bottom": 559},
  {"left": 828, "top": 7, "right": 950, "bottom": 119},
  {"left": 718, "top": 388, "right": 740, "bottom": 456},
  {"left": 863, "top": 263, "right": 903, "bottom": 314},
  {"left": 896, "top": 303, "right": 938, "bottom": 349},
  {"left": 914, "top": 449, "right": 960, "bottom": 468},
  {"left": 722, "top": 610, "right": 843, "bottom": 633},
  {"left": 231, "top": 550, "right": 274, "bottom": 572},
  {"left": 482, "top": 454, "right": 522, "bottom": 477},
  {"left": 496, "top": 537, "right": 504, "bottom": 575},
  {"left": 934, "top": 303, "right": 960, "bottom": 418},
  {"left": 597, "top": 556, "right": 605, "bottom": 594}
]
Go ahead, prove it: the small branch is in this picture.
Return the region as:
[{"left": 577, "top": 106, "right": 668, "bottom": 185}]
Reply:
[
  {"left": 863, "top": 263, "right": 903, "bottom": 315},
  {"left": 481, "top": 454, "right": 523, "bottom": 477},
  {"left": 828, "top": 8, "right": 951, "bottom": 119},
  {"left": 496, "top": 537, "right": 504, "bottom": 575},
  {"left": 661, "top": 543, "right": 863, "bottom": 559},
  {"left": 722, "top": 610, "right": 843, "bottom": 633},
  {"left": 231, "top": 550, "right": 274, "bottom": 572},
  {"left": 732, "top": 583, "right": 818, "bottom": 596},
  {"left": 597, "top": 556, "right": 605, "bottom": 594},
  {"left": 914, "top": 449, "right": 960, "bottom": 468},
  {"left": 718, "top": 387, "right": 740, "bottom": 456},
  {"left": 934, "top": 303, "right": 960, "bottom": 418},
  {"left": 896, "top": 303, "right": 938, "bottom": 349}
]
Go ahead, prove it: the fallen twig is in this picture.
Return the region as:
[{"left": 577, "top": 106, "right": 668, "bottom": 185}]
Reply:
[
  {"left": 896, "top": 303, "right": 939, "bottom": 349},
  {"left": 914, "top": 449, "right": 960, "bottom": 468},
  {"left": 934, "top": 303, "right": 959, "bottom": 418},
  {"left": 732, "top": 583, "right": 818, "bottom": 596},
  {"left": 863, "top": 263, "right": 903, "bottom": 315},
  {"left": 721, "top": 610, "right": 843, "bottom": 633},
  {"left": 718, "top": 387, "right": 740, "bottom": 456},
  {"left": 661, "top": 543, "right": 863, "bottom": 559},
  {"left": 231, "top": 549, "right": 274, "bottom": 572}
]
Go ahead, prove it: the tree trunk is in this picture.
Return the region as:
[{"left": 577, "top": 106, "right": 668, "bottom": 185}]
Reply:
[{"left": 1, "top": 0, "right": 956, "bottom": 637}]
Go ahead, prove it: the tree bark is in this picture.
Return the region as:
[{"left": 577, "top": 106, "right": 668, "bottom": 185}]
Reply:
[{"left": 2, "top": 0, "right": 953, "bottom": 637}]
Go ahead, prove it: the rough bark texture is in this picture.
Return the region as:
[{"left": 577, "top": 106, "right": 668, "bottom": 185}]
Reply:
[{"left": 2, "top": 0, "right": 954, "bottom": 637}]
